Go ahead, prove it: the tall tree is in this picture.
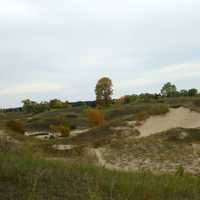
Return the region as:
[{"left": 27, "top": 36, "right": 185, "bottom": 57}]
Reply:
[
  {"left": 161, "top": 82, "right": 177, "bottom": 97},
  {"left": 188, "top": 88, "right": 198, "bottom": 96},
  {"left": 180, "top": 89, "right": 188, "bottom": 96},
  {"left": 95, "top": 77, "right": 113, "bottom": 106}
]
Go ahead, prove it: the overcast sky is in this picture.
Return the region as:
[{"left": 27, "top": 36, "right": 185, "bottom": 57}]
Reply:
[{"left": 0, "top": 0, "right": 200, "bottom": 107}]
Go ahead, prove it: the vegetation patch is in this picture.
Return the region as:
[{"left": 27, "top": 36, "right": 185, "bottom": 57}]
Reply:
[
  {"left": 6, "top": 120, "right": 25, "bottom": 134},
  {"left": 148, "top": 104, "right": 169, "bottom": 115},
  {"left": 1, "top": 151, "right": 200, "bottom": 200},
  {"left": 134, "top": 104, "right": 169, "bottom": 121},
  {"left": 135, "top": 111, "right": 149, "bottom": 121},
  {"left": 86, "top": 108, "right": 105, "bottom": 127},
  {"left": 49, "top": 124, "right": 70, "bottom": 137}
]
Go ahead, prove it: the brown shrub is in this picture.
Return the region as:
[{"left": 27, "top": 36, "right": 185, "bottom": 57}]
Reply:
[
  {"left": 6, "top": 120, "right": 25, "bottom": 134},
  {"left": 49, "top": 124, "right": 70, "bottom": 137},
  {"left": 86, "top": 108, "right": 105, "bottom": 127}
]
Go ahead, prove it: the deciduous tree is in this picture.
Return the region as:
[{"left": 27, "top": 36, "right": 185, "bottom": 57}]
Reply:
[
  {"left": 95, "top": 77, "right": 113, "bottom": 106},
  {"left": 161, "top": 82, "right": 177, "bottom": 97}
]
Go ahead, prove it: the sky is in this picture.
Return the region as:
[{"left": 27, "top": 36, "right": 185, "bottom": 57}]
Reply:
[{"left": 0, "top": 0, "right": 200, "bottom": 108}]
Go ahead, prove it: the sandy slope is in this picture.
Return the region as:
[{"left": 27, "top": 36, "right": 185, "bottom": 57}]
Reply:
[{"left": 137, "top": 107, "right": 200, "bottom": 137}]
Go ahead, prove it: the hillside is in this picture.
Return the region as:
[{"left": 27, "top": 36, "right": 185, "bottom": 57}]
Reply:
[{"left": 1, "top": 96, "right": 200, "bottom": 199}]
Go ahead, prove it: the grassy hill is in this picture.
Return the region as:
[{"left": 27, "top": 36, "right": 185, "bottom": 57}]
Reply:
[{"left": 1, "top": 96, "right": 200, "bottom": 199}]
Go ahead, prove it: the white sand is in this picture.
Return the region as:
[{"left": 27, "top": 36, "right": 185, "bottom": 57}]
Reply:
[{"left": 136, "top": 107, "right": 200, "bottom": 137}]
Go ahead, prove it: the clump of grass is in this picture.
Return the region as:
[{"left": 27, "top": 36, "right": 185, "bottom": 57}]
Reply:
[
  {"left": 135, "top": 111, "right": 149, "bottom": 121},
  {"left": 134, "top": 104, "right": 169, "bottom": 121},
  {"left": 175, "top": 165, "right": 184, "bottom": 177},
  {"left": 6, "top": 120, "right": 25, "bottom": 134},
  {"left": 149, "top": 104, "right": 169, "bottom": 115}
]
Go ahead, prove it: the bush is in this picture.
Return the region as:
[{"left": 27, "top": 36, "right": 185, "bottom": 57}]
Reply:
[
  {"left": 6, "top": 120, "right": 25, "bottom": 134},
  {"left": 135, "top": 111, "right": 149, "bottom": 121},
  {"left": 86, "top": 108, "right": 105, "bottom": 127},
  {"left": 49, "top": 124, "right": 70, "bottom": 137},
  {"left": 149, "top": 104, "right": 169, "bottom": 115}
]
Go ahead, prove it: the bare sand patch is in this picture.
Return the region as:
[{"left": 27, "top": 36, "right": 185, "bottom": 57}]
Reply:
[
  {"left": 69, "top": 128, "right": 90, "bottom": 138},
  {"left": 136, "top": 107, "right": 200, "bottom": 137}
]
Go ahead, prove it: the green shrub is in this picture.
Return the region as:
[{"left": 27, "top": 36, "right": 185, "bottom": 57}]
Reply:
[{"left": 6, "top": 120, "right": 25, "bottom": 134}]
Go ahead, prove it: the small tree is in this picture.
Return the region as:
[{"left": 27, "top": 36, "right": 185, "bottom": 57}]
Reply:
[
  {"left": 95, "top": 77, "right": 113, "bottom": 106},
  {"left": 22, "top": 99, "right": 37, "bottom": 113},
  {"left": 161, "top": 82, "right": 177, "bottom": 97}
]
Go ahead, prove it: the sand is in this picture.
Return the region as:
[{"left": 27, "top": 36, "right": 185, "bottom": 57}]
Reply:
[{"left": 136, "top": 107, "right": 200, "bottom": 137}]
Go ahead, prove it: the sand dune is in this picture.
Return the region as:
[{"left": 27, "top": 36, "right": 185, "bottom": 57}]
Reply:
[{"left": 137, "top": 107, "right": 200, "bottom": 137}]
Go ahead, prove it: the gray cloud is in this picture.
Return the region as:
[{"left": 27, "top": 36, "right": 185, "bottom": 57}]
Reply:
[{"left": 0, "top": 0, "right": 200, "bottom": 107}]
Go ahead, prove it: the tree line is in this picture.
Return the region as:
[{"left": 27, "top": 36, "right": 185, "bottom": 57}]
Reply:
[
  {"left": 95, "top": 78, "right": 199, "bottom": 106},
  {"left": 15, "top": 78, "right": 199, "bottom": 113}
]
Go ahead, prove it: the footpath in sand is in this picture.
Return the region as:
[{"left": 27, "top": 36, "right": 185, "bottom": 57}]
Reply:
[{"left": 136, "top": 107, "right": 200, "bottom": 137}]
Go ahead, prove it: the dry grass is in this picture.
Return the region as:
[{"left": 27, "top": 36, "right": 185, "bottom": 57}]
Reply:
[{"left": 6, "top": 120, "right": 25, "bottom": 134}]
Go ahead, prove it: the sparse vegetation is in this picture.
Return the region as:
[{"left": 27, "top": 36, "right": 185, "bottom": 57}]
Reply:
[
  {"left": 6, "top": 120, "right": 25, "bottom": 134},
  {"left": 134, "top": 104, "right": 169, "bottom": 121},
  {"left": 149, "top": 104, "right": 169, "bottom": 115},
  {"left": 49, "top": 124, "right": 70, "bottom": 137},
  {"left": 1, "top": 151, "right": 200, "bottom": 200}
]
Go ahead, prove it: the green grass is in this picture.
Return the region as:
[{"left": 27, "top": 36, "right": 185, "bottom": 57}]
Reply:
[{"left": 1, "top": 151, "right": 200, "bottom": 200}]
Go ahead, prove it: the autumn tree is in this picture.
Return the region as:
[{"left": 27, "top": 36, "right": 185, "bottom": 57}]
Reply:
[{"left": 95, "top": 77, "right": 113, "bottom": 106}]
